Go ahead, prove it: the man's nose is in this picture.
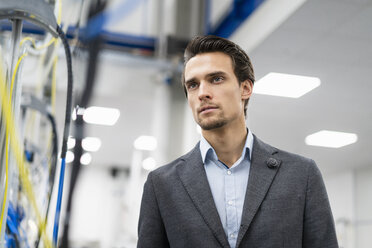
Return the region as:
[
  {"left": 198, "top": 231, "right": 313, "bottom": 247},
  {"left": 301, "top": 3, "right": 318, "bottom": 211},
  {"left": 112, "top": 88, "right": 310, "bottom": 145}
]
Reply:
[{"left": 198, "top": 82, "right": 212, "bottom": 100}]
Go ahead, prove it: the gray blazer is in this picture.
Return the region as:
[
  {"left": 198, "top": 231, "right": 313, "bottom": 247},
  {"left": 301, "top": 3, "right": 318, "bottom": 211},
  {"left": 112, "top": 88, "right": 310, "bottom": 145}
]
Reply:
[{"left": 138, "top": 135, "right": 338, "bottom": 248}]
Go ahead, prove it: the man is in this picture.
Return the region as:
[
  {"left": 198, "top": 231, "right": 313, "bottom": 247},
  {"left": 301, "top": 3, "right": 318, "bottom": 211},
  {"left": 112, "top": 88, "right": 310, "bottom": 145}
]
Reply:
[{"left": 138, "top": 35, "right": 338, "bottom": 248}]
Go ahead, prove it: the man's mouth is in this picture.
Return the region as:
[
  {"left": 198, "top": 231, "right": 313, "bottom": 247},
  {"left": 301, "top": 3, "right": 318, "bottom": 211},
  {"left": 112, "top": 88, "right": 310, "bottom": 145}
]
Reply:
[{"left": 199, "top": 105, "right": 218, "bottom": 114}]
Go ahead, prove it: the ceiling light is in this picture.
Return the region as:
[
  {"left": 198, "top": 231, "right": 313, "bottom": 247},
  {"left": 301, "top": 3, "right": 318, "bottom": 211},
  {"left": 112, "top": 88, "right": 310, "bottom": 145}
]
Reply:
[
  {"left": 80, "top": 153, "right": 92, "bottom": 165},
  {"left": 82, "top": 137, "right": 101, "bottom": 152},
  {"left": 253, "top": 72, "right": 321, "bottom": 98},
  {"left": 83, "top": 106, "right": 120, "bottom": 126},
  {"left": 305, "top": 130, "right": 358, "bottom": 148},
  {"left": 68, "top": 137, "right": 76, "bottom": 149},
  {"left": 134, "top": 136, "right": 157, "bottom": 151},
  {"left": 142, "top": 157, "right": 157, "bottom": 171},
  {"left": 66, "top": 151, "right": 74, "bottom": 163}
]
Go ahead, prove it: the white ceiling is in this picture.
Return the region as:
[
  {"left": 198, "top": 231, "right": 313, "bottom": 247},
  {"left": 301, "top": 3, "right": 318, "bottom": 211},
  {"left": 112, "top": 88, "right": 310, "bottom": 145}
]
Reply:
[
  {"left": 240, "top": 0, "right": 372, "bottom": 174},
  {"left": 23, "top": 0, "right": 371, "bottom": 175}
]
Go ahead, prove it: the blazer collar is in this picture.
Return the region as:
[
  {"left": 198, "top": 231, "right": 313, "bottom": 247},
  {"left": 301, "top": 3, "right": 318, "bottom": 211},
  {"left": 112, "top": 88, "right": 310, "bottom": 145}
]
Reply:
[
  {"left": 236, "top": 134, "right": 282, "bottom": 247},
  {"left": 177, "top": 143, "right": 230, "bottom": 248}
]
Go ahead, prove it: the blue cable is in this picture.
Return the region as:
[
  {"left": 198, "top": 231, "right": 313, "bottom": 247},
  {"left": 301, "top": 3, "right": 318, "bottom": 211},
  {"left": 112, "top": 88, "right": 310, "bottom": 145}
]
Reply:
[{"left": 52, "top": 158, "right": 66, "bottom": 246}]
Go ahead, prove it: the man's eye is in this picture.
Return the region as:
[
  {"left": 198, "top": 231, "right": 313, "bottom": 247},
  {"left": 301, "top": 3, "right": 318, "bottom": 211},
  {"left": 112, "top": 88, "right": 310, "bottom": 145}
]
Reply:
[
  {"left": 213, "top": 76, "right": 223, "bottom": 83},
  {"left": 187, "top": 82, "right": 198, "bottom": 89}
]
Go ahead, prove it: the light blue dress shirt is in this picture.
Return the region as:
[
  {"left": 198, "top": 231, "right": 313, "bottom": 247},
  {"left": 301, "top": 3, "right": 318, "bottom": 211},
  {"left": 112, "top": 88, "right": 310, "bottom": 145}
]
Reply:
[{"left": 200, "top": 129, "right": 253, "bottom": 248}]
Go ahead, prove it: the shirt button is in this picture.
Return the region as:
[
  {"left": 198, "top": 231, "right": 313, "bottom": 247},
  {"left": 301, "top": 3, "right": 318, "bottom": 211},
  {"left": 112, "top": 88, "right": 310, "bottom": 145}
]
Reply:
[
  {"left": 227, "top": 170, "right": 232, "bottom": 175},
  {"left": 230, "top": 234, "right": 235, "bottom": 238},
  {"left": 228, "top": 200, "right": 233, "bottom": 205}
]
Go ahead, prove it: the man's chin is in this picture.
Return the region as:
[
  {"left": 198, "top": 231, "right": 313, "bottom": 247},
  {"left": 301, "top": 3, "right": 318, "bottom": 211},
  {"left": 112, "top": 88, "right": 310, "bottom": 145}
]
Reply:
[{"left": 198, "top": 119, "right": 227, "bottom": 131}]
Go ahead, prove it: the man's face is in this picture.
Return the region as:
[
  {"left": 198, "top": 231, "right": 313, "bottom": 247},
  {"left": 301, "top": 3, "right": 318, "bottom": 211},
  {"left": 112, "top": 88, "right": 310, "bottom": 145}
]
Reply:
[{"left": 184, "top": 52, "right": 252, "bottom": 130}]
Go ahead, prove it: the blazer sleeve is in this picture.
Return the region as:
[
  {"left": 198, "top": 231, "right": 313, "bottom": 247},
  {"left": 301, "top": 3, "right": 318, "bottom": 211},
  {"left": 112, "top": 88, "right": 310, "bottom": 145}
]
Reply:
[
  {"left": 302, "top": 160, "right": 339, "bottom": 248},
  {"left": 137, "top": 172, "right": 170, "bottom": 248}
]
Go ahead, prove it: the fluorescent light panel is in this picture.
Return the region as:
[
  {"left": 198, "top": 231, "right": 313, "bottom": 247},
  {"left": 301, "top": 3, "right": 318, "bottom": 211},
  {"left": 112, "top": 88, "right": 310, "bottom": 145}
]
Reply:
[
  {"left": 66, "top": 151, "right": 74, "bottom": 163},
  {"left": 134, "top": 136, "right": 157, "bottom": 151},
  {"left": 253, "top": 72, "right": 321, "bottom": 98},
  {"left": 83, "top": 106, "right": 120, "bottom": 126},
  {"left": 68, "top": 137, "right": 101, "bottom": 152},
  {"left": 68, "top": 137, "right": 76, "bottom": 149},
  {"left": 80, "top": 153, "right": 92, "bottom": 165},
  {"left": 63, "top": 151, "right": 93, "bottom": 165},
  {"left": 82, "top": 137, "right": 101, "bottom": 152},
  {"left": 142, "top": 157, "right": 157, "bottom": 171},
  {"left": 305, "top": 130, "right": 357, "bottom": 148}
]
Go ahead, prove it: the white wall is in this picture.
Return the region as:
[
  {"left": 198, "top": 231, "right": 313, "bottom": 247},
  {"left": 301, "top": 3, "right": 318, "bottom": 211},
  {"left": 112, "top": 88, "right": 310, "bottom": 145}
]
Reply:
[
  {"left": 324, "top": 169, "right": 355, "bottom": 248},
  {"left": 324, "top": 165, "right": 372, "bottom": 248},
  {"left": 66, "top": 166, "right": 134, "bottom": 248},
  {"left": 354, "top": 166, "right": 372, "bottom": 248}
]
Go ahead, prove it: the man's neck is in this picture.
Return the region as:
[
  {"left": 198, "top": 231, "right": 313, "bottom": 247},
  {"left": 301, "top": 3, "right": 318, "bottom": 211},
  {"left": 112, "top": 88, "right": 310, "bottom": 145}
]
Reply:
[{"left": 202, "top": 120, "right": 247, "bottom": 168}]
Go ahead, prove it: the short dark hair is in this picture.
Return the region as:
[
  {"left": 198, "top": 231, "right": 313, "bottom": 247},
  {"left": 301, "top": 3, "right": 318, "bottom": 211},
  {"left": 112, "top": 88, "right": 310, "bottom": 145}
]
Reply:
[{"left": 182, "top": 35, "right": 255, "bottom": 116}]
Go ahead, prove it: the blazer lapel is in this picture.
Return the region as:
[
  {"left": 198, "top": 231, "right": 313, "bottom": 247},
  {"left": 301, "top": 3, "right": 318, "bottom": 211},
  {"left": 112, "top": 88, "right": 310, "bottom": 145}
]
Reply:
[
  {"left": 177, "top": 144, "right": 230, "bottom": 248},
  {"left": 236, "top": 135, "right": 282, "bottom": 247}
]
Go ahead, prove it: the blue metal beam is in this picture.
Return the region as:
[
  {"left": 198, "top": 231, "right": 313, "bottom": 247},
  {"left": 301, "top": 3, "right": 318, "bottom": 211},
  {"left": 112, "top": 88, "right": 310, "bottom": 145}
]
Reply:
[
  {"left": 0, "top": 20, "right": 156, "bottom": 51},
  {"left": 99, "top": 30, "right": 155, "bottom": 51},
  {"left": 210, "top": 0, "right": 266, "bottom": 38}
]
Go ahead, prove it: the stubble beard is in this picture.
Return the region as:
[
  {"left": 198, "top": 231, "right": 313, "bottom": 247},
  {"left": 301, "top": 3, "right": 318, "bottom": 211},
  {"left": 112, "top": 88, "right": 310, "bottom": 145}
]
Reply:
[{"left": 197, "top": 113, "right": 228, "bottom": 130}]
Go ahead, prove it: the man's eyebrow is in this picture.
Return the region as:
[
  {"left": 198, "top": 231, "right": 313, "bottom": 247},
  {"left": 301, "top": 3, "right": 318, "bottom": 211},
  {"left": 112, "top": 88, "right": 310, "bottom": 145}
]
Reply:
[
  {"left": 185, "top": 77, "right": 196, "bottom": 85},
  {"left": 206, "top": 71, "right": 228, "bottom": 78},
  {"left": 185, "top": 71, "right": 228, "bottom": 85}
]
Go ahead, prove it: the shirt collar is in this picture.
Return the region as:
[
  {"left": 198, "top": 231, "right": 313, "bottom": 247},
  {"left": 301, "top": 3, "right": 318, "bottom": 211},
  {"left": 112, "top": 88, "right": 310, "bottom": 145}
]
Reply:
[{"left": 200, "top": 129, "right": 254, "bottom": 164}]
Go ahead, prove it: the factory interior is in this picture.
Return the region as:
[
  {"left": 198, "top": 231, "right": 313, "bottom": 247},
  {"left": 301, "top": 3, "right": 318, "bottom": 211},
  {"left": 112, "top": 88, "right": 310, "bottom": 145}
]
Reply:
[{"left": 0, "top": 0, "right": 371, "bottom": 247}]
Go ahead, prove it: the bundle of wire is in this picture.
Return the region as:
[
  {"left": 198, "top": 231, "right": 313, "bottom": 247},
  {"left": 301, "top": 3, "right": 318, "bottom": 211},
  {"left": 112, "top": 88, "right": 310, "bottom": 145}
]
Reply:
[
  {"left": 1, "top": 51, "right": 59, "bottom": 248},
  {"left": 0, "top": 25, "right": 73, "bottom": 248},
  {"left": 0, "top": 1, "right": 63, "bottom": 245}
]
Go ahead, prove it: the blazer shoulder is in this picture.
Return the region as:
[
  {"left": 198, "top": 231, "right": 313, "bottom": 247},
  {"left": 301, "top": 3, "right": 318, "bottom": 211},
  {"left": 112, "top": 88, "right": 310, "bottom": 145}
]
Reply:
[
  {"left": 276, "top": 147, "right": 320, "bottom": 179},
  {"left": 254, "top": 134, "right": 316, "bottom": 169},
  {"left": 277, "top": 148, "right": 315, "bottom": 165}
]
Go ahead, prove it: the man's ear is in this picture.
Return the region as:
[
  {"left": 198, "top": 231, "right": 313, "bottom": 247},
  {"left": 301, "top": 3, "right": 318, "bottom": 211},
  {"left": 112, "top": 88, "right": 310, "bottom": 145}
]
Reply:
[{"left": 241, "top": 80, "right": 253, "bottom": 100}]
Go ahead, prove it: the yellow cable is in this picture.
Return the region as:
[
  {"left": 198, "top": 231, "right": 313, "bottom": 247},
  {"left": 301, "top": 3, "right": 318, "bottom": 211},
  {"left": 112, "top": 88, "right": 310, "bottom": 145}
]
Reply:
[
  {"left": 37, "top": 38, "right": 57, "bottom": 50},
  {"left": 57, "top": 0, "right": 62, "bottom": 25},
  {"left": 0, "top": 58, "right": 54, "bottom": 248},
  {"left": 0, "top": 52, "right": 27, "bottom": 234},
  {"left": 0, "top": 70, "right": 9, "bottom": 238},
  {"left": 19, "top": 36, "right": 56, "bottom": 51},
  {"left": 10, "top": 53, "right": 28, "bottom": 96},
  {"left": 20, "top": 37, "right": 36, "bottom": 48}
]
